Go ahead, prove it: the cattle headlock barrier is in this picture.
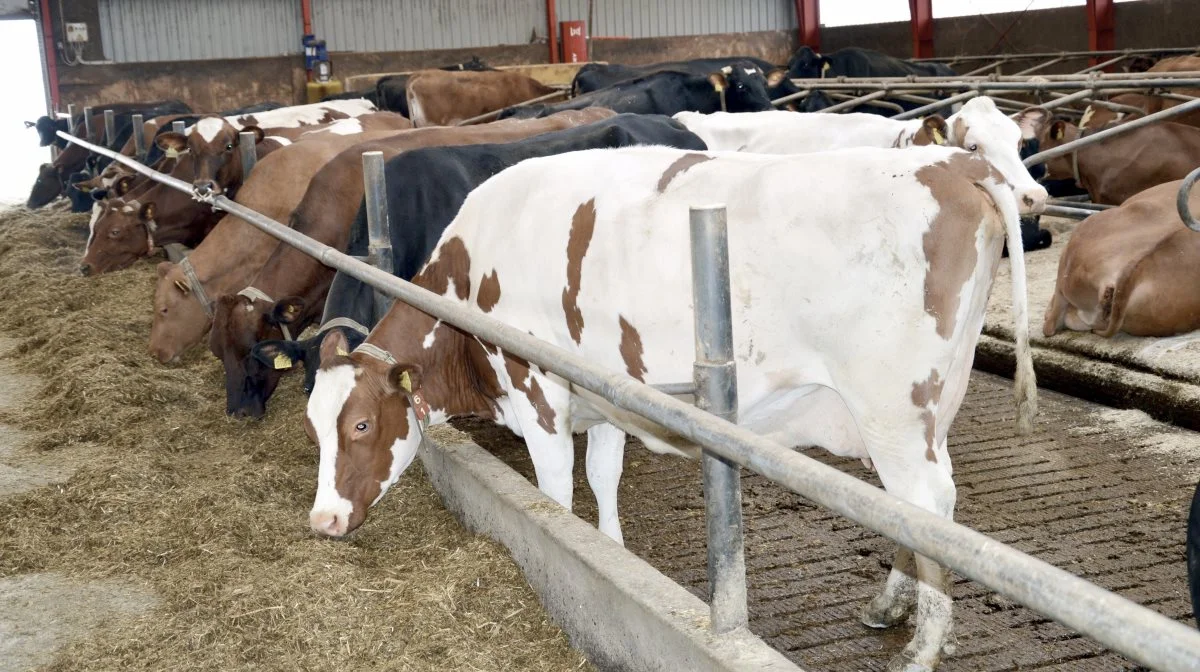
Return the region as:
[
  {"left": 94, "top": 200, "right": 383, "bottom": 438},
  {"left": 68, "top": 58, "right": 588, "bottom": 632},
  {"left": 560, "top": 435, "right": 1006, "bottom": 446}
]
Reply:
[{"left": 56, "top": 121, "right": 1200, "bottom": 671}]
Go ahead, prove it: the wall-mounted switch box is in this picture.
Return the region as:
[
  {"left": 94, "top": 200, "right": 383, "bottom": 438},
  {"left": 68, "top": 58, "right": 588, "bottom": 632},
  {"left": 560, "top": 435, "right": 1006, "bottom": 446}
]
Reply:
[{"left": 65, "top": 23, "right": 89, "bottom": 43}]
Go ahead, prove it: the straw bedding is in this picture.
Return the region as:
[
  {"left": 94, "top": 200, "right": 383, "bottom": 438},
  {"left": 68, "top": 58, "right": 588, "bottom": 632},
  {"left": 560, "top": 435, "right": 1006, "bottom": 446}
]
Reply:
[{"left": 0, "top": 204, "right": 589, "bottom": 671}]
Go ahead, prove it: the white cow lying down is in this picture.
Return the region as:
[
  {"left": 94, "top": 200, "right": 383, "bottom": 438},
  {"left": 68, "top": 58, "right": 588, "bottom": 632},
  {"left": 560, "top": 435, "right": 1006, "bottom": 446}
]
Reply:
[{"left": 306, "top": 145, "right": 1037, "bottom": 672}]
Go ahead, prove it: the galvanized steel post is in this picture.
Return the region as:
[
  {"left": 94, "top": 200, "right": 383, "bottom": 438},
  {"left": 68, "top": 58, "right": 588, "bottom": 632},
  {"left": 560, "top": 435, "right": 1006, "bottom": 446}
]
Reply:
[
  {"left": 66, "top": 104, "right": 77, "bottom": 135},
  {"left": 172, "top": 120, "right": 186, "bottom": 134},
  {"left": 689, "top": 205, "right": 747, "bottom": 634},
  {"left": 362, "top": 151, "right": 394, "bottom": 323},
  {"left": 103, "top": 109, "right": 116, "bottom": 147},
  {"left": 83, "top": 106, "right": 93, "bottom": 140},
  {"left": 131, "top": 114, "right": 145, "bottom": 161},
  {"left": 239, "top": 131, "right": 257, "bottom": 178}
]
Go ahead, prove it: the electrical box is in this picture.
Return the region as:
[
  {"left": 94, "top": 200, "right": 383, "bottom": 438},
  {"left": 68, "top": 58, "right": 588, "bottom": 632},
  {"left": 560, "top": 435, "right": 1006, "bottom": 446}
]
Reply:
[
  {"left": 65, "top": 22, "right": 88, "bottom": 43},
  {"left": 560, "top": 20, "right": 587, "bottom": 63}
]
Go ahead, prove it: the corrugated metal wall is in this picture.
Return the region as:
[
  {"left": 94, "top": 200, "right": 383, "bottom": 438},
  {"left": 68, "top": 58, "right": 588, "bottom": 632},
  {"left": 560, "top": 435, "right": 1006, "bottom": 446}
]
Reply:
[
  {"left": 312, "top": 0, "right": 544, "bottom": 53},
  {"left": 97, "top": 0, "right": 302, "bottom": 62},
  {"left": 557, "top": 0, "right": 795, "bottom": 38}
]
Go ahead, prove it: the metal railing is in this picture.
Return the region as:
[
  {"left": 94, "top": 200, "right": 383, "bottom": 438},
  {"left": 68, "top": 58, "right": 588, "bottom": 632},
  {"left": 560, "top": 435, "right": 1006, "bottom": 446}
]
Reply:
[{"left": 55, "top": 128, "right": 1200, "bottom": 671}]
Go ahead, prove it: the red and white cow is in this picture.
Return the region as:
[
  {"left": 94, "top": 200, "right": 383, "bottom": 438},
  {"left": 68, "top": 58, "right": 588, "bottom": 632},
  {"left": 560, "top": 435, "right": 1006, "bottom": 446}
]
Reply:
[
  {"left": 675, "top": 96, "right": 1050, "bottom": 214},
  {"left": 305, "top": 144, "right": 1036, "bottom": 671}
]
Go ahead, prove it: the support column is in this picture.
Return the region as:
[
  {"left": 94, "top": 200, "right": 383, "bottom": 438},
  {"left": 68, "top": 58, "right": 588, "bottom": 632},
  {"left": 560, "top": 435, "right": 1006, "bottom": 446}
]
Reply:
[
  {"left": 1086, "top": 0, "right": 1115, "bottom": 68},
  {"left": 909, "top": 0, "right": 934, "bottom": 59},
  {"left": 794, "top": 0, "right": 820, "bottom": 51}
]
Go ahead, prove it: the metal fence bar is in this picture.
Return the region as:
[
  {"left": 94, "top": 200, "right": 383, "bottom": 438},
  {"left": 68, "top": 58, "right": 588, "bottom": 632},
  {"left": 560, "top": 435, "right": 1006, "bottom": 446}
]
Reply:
[
  {"left": 961, "top": 58, "right": 1009, "bottom": 76},
  {"left": 361, "top": 150, "right": 394, "bottom": 324},
  {"left": 238, "top": 131, "right": 257, "bottom": 178},
  {"left": 1042, "top": 204, "right": 1098, "bottom": 219},
  {"left": 66, "top": 103, "right": 77, "bottom": 135},
  {"left": 690, "top": 205, "right": 746, "bottom": 634},
  {"left": 456, "top": 89, "right": 571, "bottom": 126},
  {"left": 1015, "top": 55, "right": 1067, "bottom": 76},
  {"left": 83, "top": 106, "right": 93, "bottom": 139},
  {"left": 791, "top": 78, "right": 1200, "bottom": 92},
  {"left": 892, "top": 90, "right": 980, "bottom": 120},
  {"left": 817, "top": 89, "right": 892, "bottom": 114},
  {"left": 1037, "top": 88, "right": 1096, "bottom": 112},
  {"left": 131, "top": 114, "right": 145, "bottom": 162},
  {"left": 913, "top": 46, "right": 1200, "bottom": 64},
  {"left": 1023, "top": 97, "right": 1200, "bottom": 167},
  {"left": 55, "top": 129, "right": 1200, "bottom": 672},
  {"left": 103, "top": 109, "right": 116, "bottom": 147},
  {"left": 1047, "top": 199, "right": 1111, "bottom": 211},
  {"left": 826, "top": 92, "right": 906, "bottom": 113},
  {"left": 1179, "top": 167, "right": 1200, "bottom": 232},
  {"left": 172, "top": 120, "right": 186, "bottom": 134},
  {"left": 1075, "top": 53, "right": 1133, "bottom": 74}
]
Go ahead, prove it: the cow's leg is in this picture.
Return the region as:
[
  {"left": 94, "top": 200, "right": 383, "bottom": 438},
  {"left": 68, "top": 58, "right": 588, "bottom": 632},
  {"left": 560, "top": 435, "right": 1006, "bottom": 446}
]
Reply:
[
  {"left": 510, "top": 373, "right": 575, "bottom": 511},
  {"left": 861, "top": 546, "right": 917, "bottom": 628},
  {"left": 867, "top": 434, "right": 958, "bottom": 672},
  {"left": 585, "top": 422, "right": 626, "bottom": 544}
]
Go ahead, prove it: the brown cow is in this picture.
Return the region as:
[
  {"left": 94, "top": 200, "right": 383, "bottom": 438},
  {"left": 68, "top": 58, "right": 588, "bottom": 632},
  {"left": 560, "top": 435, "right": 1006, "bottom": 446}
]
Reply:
[
  {"left": 1026, "top": 115, "right": 1200, "bottom": 205},
  {"left": 1044, "top": 179, "right": 1200, "bottom": 337},
  {"left": 405, "top": 70, "right": 559, "bottom": 126},
  {"left": 148, "top": 129, "right": 408, "bottom": 364},
  {"left": 1080, "top": 92, "right": 1200, "bottom": 130},
  {"left": 209, "top": 109, "right": 615, "bottom": 417}
]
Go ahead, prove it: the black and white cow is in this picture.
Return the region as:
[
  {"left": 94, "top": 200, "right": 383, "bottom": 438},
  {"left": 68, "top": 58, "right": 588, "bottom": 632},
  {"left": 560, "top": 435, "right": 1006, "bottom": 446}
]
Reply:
[{"left": 499, "top": 63, "right": 779, "bottom": 120}]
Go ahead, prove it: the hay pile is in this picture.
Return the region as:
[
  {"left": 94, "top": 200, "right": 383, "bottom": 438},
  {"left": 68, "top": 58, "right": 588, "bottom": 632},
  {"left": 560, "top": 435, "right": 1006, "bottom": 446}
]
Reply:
[{"left": 0, "top": 204, "right": 589, "bottom": 671}]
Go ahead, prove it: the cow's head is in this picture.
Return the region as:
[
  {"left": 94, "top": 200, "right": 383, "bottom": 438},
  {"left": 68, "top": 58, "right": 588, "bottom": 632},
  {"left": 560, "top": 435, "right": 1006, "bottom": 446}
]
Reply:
[
  {"left": 65, "top": 172, "right": 100, "bottom": 212},
  {"left": 149, "top": 261, "right": 211, "bottom": 364},
  {"left": 786, "top": 46, "right": 829, "bottom": 79},
  {"left": 307, "top": 330, "right": 423, "bottom": 537},
  {"left": 80, "top": 200, "right": 156, "bottom": 276},
  {"left": 26, "top": 164, "right": 63, "bottom": 209},
  {"left": 210, "top": 294, "right": 303, "bottom": 418},
  {"left": 27, "top": 116, "right": 67, "bottom": 147},
  {"left": 253, "top": 326, "right": 370, "bottom": 398},
  {"left": 708, "top": 63, "right": 776, "bottom": 113},
  {"left": 1013, "top": 108, "right": 1080, "bottom": 187},
  {"left": 155, "top": 117, "right": 263, "bottom": 195},
  {"left": 943, "top": 98, "right": 1048, "bottom": 214}
]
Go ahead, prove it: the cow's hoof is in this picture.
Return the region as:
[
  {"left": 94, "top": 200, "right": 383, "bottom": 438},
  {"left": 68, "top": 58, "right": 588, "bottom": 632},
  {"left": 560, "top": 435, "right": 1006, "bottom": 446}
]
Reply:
[
  {"left": 886, "top": 652, "right": 935, "bottom": 672},
  {"left": 861, "top": 596, "right": 913, "bottom": 629}
]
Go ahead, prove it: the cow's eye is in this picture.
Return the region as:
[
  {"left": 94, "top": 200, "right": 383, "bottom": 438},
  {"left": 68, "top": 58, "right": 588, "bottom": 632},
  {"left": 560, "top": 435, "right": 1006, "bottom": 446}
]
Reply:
[
  {"left": 355, "top": 421, "right": 369, "bottom": 433},
  {"left": 225, "top": 143, "right": 234, "bottom": 152},
  {"left": 108, "top": 228, "right": 120, "bottom": 238},
  {"left": 969, "top": 144, "right": 978, "bottom": 152}
]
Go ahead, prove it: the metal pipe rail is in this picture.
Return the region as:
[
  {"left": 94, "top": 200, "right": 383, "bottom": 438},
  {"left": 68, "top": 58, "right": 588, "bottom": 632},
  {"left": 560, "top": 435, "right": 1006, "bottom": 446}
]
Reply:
[
  {"left": 914, "top": 46, "right": 1200, "bottom": 64},
  {"left": 788, "top": 77, "right": 1200, "bottom": 92},
  {"left": 1180, "top": 166, "right": 1200, "bottom": 233},
  {"left": 55, "top": 128, "right": 1200, "bottom": 671},
  {"left": 1023, "top": 97, "right": 1200, "bottom": 167},
  {"left": 792, "top": 70, "right": 1200, "bottom": 86}
]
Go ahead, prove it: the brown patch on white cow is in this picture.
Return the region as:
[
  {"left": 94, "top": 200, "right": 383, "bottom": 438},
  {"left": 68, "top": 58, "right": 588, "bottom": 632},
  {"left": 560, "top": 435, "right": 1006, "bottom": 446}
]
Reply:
[
  {"left": 912, "top": 116, "right": 949, "bottom": 146},
  {"left": 237, "top": 114, "right": 258, "bottom": 127},
  {"left": 317, "top": 108, "right": 351, "bottom": 124},
  {"left": 656, "top": 153, "right": 713, "bottom": 193},
  {"left": 618, "top": 315, "right": 647, "bottom": 382},
  {"left": 562, "top": 199, "right": 596, "bottom": 344},
  {"left": 911, "top": 368, "right": 945, "bottom": 463},
  {"left": 417, "top": 236, "right": 472, "bottom": 300},
  {"left": 915, "top": 153, "right": 1001, "bottom": 339},
  {"left": 504, "top": 354, "right": 557, "bottom": 434},
  {"left": 477, "top": 270, "right": 501, "bottom": 313}
]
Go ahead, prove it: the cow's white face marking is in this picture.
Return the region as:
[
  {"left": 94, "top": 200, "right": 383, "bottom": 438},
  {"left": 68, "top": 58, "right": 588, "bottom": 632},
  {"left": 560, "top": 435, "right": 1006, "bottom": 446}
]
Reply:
[
  {"left": 307, "top": 365, "right": 357, "bottom": 528},
  {"left": 1079, "top": 105, "right": 1096, "bottom": 129},
  {"left": 85, "top": 202, "right": 102, "bottom": 250},
  {"left": 196, "top": 117, "right": 225, "bottom": 144},
  {"left": 743, "top": 68, "right": 756, "bottom": 76},
  {"left": 422, "top": 320, "right": 440, "bottom": 349}
]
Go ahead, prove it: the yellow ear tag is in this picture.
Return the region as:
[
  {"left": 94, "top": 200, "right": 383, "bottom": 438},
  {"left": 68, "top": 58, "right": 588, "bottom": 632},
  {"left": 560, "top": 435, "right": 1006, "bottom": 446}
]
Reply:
[
  {"left": 399, "top": 370, "right": 413, "bottom": 393},
  {"left": 272, "top": 353, "right": 292, "bottom": 370},
  {"left": 821, "top": 62, "right": 832, "bottom": 75},
  {"left": 165, "top": 147, "right": 179, "bottom": 159},
  {"left": 336, "top": 347, "right": 349, "bottom": 357},
  {"left": 932, "top": 128, "right": 945, "bottom": 145},
  {"left": 712, "top": 80, "right": 724, "bottom": 92}
]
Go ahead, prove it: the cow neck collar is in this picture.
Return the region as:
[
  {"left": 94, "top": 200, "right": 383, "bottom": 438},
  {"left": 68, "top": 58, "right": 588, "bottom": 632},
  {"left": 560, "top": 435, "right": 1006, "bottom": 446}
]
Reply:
[
  {"left": 236, "top": 286, "right": 293, "bottom": 341},
  {"left": 319, "top": 317, "right": 369, "bottom": 336},
  {"left": 178, "top": 256, "right": 214, "bottom": 319},
  {"left": 1069, "top": 126, "right": 1092, "bottom": 188}
]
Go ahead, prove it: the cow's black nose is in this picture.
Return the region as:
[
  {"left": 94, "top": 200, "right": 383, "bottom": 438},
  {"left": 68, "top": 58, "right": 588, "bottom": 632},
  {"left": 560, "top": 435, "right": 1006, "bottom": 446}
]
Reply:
[
  {"left": 194, "top": 181, "right": 216, "bottom": 194},
  {"left": 79, "top": 264, "right": 92, "bottom": 276}
]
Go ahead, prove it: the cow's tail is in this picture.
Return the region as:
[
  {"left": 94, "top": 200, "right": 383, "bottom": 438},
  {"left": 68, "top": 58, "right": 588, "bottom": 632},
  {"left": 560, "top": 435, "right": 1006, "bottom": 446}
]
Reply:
[{"left": 991, "top": 178, "right": 1038, "bottom": 434}]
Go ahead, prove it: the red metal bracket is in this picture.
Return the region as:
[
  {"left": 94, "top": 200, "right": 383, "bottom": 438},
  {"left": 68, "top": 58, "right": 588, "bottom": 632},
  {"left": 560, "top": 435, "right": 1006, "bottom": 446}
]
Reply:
[
  {"left": 794, "top": 0, "right": 820, "bottom": 51},
  {"left": 38, "top": 0, "right": 59, "bottom": 111},
  {"left": 909, "top": 0, "right": 934, "bottom": 59},
  {"left": 546, "top": 0, "right": 559, "bottom": 64}
]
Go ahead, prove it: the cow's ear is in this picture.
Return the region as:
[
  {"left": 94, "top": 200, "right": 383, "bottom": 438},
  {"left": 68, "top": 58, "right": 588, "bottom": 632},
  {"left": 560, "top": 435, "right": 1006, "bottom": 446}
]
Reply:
[
  {"left": 923, "top": 115, "right": 949, "bottom": 145},
  {"left": 708, "top": 72, "right": 728, "bottom": 92},
  {"left": 319, "top": 329, "right": 351, "bottom": 363},
  {"left": 91, "top": 189, "right": 108, "bottom": 202},
  {"left": 115, "top": 175, "right": 134, "bottom": 196},
  {"left": 386, "top": 363, "right": 423, "bottom": 396},
  {"left": 1014, "top": 107, "right": 1051, "bottom": 140},
  {"left": 23, "top": 120, "right": 35, "bottom": 128},
  {"left": 1049, "top": 119, "right": 1067, "bottom": 141},
  {"left": 239, "top": 125, "right": 266, "bottom": 145},
  {"left": 156, "top": 131, "right": 187, "bottom": 158},
  {"left": 765, "top": 68, "right": 787, "bottom": 88},
  {"left": 139, "top": 202, "right": 156, "bottom": 222},
  {"left": 156, "top": 261, "right": 174, "bottom": 279},
  {"left": 252, "top": 340, "right": 302, "bottom": 370},
  {"left": 268, "top": 297, "right": 305, "bottom": 326}
]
